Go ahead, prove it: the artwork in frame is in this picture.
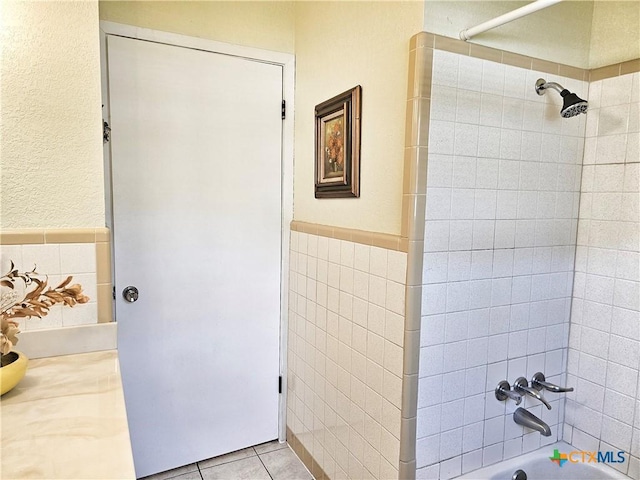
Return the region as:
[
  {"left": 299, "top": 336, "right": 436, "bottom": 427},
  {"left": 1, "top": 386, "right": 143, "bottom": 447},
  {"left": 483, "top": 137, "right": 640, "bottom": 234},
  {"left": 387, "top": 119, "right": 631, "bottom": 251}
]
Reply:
[{"left": 315, "top": 85, "right": 361, "bottom": 198}]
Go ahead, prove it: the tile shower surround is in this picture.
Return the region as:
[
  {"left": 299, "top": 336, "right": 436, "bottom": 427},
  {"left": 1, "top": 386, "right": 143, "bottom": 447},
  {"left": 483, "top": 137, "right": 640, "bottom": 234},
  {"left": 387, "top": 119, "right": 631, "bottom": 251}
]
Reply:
[
  {"left": 287, "top": 231, "right": 407, "bottom": 480},
  {"left": 416, "top": 49, "right": 587, "bottom": 478},
  {"left": 565, "top": 71, "right": 640, "bottom": 478}
]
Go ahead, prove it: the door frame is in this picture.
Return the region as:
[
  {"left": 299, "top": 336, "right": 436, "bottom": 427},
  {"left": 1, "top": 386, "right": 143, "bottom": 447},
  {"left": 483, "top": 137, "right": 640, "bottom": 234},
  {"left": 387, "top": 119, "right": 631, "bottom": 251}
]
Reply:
[{"left": 99, "top": 21, "right": 294, "bottom": 444}]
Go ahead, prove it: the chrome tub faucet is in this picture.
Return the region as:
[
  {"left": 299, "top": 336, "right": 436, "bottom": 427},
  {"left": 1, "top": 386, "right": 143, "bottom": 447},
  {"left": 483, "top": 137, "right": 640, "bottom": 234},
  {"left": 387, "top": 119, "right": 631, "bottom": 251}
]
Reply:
[
  {"left": 495, "top": 380, "right": 522, "bottom": 405},
  {"left": 513, "top": 377, "right": 552, "bottom": 410},
  {"left": 513, "top": 407, "right": 552, "bottom": 436}
]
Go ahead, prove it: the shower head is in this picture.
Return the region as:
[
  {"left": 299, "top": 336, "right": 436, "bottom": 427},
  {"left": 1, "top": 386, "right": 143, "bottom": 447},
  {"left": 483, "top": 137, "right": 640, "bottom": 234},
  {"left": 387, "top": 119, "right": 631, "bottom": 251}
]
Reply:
[{"left": 535, "top": 78, "right": 588, "bottom": 118}]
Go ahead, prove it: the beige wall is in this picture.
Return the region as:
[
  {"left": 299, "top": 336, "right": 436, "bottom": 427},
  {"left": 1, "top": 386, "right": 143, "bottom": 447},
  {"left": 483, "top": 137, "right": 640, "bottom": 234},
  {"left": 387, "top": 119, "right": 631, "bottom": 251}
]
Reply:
[
  {"left": 103, "top": 1, "right": 424, "bottom": 236},
  {"left": 0, "top": 1, "right": 104, "bottom": 229},
  {"left": 294, "top": 1, "right": 423, "bottom": 235},
  {"left": 424, "top": 1, "right": 640, "bottom": 70},
  {"left": 99, "top": 0, "right": 295, "bottom": 54},
  {"left": 424, "top": 1, "right": 594, "bottom": 68},
  {"left": 0, "top": 0, "right": 295, "bottom": 230},
  {"left": 2, "top": 1, "right": 637, "bottom": 233},
  {"left": 589, "top": 1, "right": 640, "bottom": 68}
]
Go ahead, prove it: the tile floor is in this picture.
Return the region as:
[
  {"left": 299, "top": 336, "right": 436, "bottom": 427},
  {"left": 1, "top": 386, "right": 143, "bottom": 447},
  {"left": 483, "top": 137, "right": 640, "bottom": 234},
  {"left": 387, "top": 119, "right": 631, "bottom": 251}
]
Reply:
[{"left": 141, "top": 440, "right": 313, "bottom": 480}]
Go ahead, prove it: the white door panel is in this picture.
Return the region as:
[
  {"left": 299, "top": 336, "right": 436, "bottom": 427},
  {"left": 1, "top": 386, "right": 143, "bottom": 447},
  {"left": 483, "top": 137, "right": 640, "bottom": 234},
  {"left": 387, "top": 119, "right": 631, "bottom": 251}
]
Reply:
[{"left": 107, "top": 35, "right": 282, "bottom": 477}]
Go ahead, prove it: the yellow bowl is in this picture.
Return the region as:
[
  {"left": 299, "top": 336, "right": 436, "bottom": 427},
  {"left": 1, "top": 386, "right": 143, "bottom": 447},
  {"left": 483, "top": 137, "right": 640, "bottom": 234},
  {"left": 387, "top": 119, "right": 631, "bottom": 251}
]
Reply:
[{"left": 1, "top": 351, "right": 29, "bottom": 396}]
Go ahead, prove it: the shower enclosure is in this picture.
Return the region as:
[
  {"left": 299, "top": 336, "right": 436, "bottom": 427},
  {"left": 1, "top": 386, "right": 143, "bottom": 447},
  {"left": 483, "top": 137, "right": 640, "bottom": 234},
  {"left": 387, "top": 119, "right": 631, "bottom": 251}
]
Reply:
[{"left": 404, "top": 32, "right": 639, "bottom": 480}]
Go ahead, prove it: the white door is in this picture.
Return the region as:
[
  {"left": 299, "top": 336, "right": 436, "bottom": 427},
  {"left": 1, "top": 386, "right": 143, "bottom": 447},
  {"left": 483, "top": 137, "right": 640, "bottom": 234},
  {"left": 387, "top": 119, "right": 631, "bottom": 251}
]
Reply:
[{"left": 107, "top": 35, "right": 282, "bottom": 478}]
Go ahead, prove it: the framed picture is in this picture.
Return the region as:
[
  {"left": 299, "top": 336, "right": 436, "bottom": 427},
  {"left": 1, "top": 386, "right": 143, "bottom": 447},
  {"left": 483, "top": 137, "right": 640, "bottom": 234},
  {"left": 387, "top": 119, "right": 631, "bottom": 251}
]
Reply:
[{"left": 315, "top": 85, "right": 361, "bottom": 198}]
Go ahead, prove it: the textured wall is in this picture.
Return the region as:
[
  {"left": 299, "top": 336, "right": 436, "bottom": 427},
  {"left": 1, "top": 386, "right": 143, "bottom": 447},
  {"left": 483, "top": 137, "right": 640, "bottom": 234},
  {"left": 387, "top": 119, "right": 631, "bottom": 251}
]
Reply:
[
  {"left": 0, "top": 1, "right": 104, "bottom": 229},
  {"left": 424, "top": 1, "right": 640, "bottom": 70},
  {"left": 423, "top": 1, "right": 594, "bottom": 68},
  {"left": 589, "top": 1, "right": 640, "bottom": 69},
  {"left": 99, "top": 1, "right": 295, "bottom": 54},
  {"left": 294, "top": 1, "right": 423, "bottom": 235},
  {"left": 565, "top": 71, "right": 640, "bottom": 478},
  {"left": 416, "top": 50, "right": 587, "bottom": 478}
]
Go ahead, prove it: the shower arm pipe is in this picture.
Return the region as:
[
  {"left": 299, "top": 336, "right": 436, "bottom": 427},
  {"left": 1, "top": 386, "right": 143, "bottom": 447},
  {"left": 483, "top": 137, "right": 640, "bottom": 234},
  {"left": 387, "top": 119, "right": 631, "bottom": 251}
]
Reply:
[
  {"left": 536, "top": 81, "right": 564, "bottom": 94},
  {"left": 459, "top": 0, "right": 563, "bottom": 41}
]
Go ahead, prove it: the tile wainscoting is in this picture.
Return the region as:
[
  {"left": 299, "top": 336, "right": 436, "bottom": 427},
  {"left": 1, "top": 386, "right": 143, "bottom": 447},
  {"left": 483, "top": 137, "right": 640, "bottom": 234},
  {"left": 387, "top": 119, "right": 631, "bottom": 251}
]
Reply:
[
  {"left": 287, "top": 222, "right": 408, "bottom": 480},
  {"left": 0, "top": 227, "right": 114, "bottom": 357}
]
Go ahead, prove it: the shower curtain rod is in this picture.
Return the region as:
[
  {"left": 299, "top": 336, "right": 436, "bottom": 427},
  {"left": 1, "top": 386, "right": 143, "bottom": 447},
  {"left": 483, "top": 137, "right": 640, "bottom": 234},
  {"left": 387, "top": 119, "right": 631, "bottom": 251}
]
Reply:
[{"left": 459, "top": 0, "right": 563, "bottom": 41}]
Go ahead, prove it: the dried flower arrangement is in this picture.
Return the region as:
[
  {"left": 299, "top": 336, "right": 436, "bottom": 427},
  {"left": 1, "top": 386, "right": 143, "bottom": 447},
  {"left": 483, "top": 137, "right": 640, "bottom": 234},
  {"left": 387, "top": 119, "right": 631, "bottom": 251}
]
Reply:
[{"left": 0, "top": 262, "right": 89, "bottom": 363}]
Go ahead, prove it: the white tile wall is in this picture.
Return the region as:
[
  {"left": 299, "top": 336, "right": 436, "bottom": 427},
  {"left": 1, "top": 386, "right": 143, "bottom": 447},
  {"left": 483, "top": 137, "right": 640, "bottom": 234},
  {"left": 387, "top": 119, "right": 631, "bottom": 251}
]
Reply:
[
  {"left": 565, "top": 71, "right": 640, "bottom": 477},
  {"left": 417, "top": 50, "right": 587, "bottom": 477},
  {"left": 287, "top": 232, "right": 407, "bottom": 479},
  {"left": 0, "top": 243, "right": 98, "bottom": 329}
]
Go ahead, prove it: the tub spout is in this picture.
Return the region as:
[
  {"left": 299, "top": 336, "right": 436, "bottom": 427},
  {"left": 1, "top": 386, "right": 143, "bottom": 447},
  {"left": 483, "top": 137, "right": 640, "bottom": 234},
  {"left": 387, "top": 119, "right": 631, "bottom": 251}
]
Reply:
[{"left": 513, "top": 407, "right": 551, "bottom": 436}]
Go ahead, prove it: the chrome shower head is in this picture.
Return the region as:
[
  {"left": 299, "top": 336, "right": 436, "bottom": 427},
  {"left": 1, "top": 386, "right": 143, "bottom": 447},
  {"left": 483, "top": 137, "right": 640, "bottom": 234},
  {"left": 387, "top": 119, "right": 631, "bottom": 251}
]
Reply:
[
  {"left": 559, "top": 91, "right": 588, "bottom": 118},
  {"left": 535, "top": 78, "right": 588, "bottom": 118}
]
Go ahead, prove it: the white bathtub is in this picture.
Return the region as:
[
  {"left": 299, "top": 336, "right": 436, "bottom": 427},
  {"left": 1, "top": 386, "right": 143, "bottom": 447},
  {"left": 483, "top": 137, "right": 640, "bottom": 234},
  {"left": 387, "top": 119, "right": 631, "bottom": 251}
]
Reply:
[{"left": 458, "top": 442, "right": 631, "bottom": 479}]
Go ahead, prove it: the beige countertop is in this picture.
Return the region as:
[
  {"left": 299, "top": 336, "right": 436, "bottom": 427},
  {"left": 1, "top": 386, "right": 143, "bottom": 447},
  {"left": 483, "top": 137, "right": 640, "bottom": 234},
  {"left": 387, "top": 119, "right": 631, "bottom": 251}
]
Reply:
[{"left": 0, "top": 350, "right": 136, "bottom": 479}]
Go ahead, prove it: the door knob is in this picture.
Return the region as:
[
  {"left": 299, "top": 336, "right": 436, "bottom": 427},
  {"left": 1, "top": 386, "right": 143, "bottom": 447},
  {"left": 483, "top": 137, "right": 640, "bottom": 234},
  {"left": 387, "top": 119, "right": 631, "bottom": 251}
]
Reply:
[{"left": 122, "top": 286, "right": 139, "bottom": 303}]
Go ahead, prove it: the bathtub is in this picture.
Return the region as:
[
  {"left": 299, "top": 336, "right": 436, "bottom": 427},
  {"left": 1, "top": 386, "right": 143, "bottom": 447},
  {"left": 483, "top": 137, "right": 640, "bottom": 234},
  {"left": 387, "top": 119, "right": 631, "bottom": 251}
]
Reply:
[{"left": 458, "top": 442, "right": 631, "bottom": 479}]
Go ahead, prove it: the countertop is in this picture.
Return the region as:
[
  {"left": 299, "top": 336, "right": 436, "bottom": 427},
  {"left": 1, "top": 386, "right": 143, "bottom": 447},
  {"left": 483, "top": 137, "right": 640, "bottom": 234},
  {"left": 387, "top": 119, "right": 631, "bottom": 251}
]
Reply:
[{"left": 0, "top": 350, "right": 136, "bottom": 479}]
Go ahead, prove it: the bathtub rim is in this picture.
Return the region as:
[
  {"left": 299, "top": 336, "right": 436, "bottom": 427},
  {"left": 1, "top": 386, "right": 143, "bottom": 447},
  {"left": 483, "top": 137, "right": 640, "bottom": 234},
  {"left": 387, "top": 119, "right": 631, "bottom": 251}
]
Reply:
[{"left": 457, "top": 441, "right": 631, "bottom": 479}]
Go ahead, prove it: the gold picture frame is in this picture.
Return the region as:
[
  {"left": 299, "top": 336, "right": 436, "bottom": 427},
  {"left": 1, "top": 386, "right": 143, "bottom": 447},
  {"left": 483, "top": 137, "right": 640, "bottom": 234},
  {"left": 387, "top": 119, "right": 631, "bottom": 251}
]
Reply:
[{"left": 314, "top": 86, "right": 361, "bottom": 198}]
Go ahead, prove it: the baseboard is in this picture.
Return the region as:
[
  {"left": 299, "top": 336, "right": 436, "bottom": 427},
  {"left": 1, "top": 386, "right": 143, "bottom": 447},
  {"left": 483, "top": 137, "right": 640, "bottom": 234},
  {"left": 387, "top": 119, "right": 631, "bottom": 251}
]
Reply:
[{"left": 287, "top": 427, "right": 330, "bottom": 480}]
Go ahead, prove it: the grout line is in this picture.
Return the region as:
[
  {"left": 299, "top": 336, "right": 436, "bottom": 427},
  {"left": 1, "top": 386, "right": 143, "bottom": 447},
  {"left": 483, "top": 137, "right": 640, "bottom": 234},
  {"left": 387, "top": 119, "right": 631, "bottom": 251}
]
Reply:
[
  {"left": 256, "top": 451, "right": 274, "bottom": 480},
  {"left": 196, "top": 461, "right": 203, "bottom": 480}
]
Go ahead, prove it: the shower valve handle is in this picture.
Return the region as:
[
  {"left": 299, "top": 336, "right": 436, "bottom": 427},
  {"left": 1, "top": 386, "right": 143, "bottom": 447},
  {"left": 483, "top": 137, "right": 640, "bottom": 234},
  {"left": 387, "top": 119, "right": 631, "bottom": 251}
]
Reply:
[
  {"left": 513, "top": 377, "right": 552, "bottom": 410},
  {"left": 531, "top": 372, "right": 574, "bottom": 393},
  {"left": 495, "top": 381, "right": 522, "bottom": 405}
]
